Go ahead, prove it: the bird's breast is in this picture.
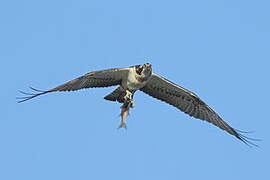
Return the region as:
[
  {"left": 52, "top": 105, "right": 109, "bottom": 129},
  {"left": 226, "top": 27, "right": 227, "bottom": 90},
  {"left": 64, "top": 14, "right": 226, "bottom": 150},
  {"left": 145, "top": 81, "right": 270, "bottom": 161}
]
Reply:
[{"left": 125, "top": 69, "right": 148, "bottom": 90}]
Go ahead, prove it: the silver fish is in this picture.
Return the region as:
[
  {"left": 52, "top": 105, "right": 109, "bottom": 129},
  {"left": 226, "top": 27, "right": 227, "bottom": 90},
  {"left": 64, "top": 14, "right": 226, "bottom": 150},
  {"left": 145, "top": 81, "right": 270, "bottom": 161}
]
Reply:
[{"left": 118, "top": 100, "right": 133, "bottom": 129}]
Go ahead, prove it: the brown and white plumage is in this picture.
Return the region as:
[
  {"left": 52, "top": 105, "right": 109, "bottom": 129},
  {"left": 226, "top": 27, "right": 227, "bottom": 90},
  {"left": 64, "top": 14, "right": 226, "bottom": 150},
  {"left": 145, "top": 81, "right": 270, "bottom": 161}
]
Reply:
[
  {"left": 140, "top": 73, "right": 257, "bottom": 146},
  {"left": 17, "top": 67, "right": 130, "bottom": 103},
  {"left": 18, "top": 63, "right": 258, "bottom": 146}
]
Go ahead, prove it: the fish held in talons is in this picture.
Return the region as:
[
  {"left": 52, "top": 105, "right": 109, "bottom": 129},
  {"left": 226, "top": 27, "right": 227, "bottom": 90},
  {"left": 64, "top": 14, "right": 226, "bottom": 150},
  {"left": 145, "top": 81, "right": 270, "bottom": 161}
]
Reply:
[{"left": 118, "top": 100, "right": 134, "bottom": 129}]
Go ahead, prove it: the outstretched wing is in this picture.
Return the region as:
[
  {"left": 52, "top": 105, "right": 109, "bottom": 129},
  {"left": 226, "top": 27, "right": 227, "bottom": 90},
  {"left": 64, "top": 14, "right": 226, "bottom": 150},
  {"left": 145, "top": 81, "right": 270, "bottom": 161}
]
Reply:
[
  {"left": 17, "top": 67, "right": 130, "bottom": 103},
  {"left": 141, "top": 73, "right": 257, "bottom": 146}
]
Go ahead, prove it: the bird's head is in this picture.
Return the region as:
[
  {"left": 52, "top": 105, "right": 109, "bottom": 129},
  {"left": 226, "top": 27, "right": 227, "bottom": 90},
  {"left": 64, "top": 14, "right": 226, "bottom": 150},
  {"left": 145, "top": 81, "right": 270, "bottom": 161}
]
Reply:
[{"left": 135, "top": 63, "right": 152, "bottom": 78}]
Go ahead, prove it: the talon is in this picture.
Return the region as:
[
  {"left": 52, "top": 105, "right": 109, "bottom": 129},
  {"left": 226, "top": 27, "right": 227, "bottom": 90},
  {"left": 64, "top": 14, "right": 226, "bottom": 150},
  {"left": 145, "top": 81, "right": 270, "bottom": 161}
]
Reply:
[
  {"left": 130, "top": 101, "right": 135, "bottom": 108},
  {"left": 124, "top": 90, "right": 133, "bottom": 101}
]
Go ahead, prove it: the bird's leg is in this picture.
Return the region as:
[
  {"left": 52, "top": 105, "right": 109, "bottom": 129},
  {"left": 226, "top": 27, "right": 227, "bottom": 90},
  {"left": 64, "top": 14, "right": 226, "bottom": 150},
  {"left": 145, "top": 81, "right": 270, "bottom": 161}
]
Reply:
[{"left": 124, "top": 90, "right": 135, "bottom": 108}]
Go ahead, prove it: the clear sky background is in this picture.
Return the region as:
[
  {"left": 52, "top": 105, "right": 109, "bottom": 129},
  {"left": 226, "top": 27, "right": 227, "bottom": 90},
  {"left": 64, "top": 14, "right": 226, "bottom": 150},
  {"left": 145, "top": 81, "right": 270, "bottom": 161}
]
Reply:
[{"left": 1, "top": 0, "right": 269, "bottom": 179}]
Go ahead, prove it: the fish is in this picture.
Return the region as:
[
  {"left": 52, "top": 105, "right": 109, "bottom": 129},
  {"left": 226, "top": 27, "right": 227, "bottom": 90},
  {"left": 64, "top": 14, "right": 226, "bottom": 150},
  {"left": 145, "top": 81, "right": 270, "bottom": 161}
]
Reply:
[{"left": 118, "top": 100, "right": 133, "bottom": 129}]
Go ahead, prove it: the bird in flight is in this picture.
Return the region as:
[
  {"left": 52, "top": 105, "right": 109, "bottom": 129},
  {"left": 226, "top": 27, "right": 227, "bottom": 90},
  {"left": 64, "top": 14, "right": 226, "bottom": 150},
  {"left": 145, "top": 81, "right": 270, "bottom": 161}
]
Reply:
[{"left": 18, "top": 63, "right": 257, "bottom": 146}]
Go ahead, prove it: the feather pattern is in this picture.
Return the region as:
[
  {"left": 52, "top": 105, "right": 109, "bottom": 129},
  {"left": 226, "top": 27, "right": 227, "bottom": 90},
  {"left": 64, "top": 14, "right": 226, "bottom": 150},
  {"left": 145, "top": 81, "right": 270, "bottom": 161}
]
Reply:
[
  {"left": 17, "top": 68, "right": 129, "bottom": 103},
  {"left": 141, "top": 73, "right": 257, "bottom": 146}
]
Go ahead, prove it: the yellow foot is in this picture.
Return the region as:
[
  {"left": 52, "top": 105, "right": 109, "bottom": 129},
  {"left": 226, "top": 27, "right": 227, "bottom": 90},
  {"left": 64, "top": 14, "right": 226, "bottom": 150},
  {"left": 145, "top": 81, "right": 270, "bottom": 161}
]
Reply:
[
  {"left": 130, "top": 101, "right": 135, "bottom": 108},
  {"left": 124, "top": 90, "right": 133, "bottom": 101}
]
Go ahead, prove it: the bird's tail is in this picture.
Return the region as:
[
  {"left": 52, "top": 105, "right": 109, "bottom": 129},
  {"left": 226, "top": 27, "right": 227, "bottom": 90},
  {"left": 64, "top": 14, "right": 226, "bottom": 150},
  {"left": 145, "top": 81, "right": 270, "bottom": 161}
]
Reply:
[{"left": 104, "top": 86, "right": 125, "bottom": 103}]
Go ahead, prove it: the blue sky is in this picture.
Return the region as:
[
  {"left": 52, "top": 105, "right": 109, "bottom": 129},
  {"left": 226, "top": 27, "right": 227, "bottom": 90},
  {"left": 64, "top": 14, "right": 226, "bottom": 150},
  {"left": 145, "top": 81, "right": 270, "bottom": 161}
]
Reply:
[{"left": 1, "top": 0, "right": 269, "bottom": 179}]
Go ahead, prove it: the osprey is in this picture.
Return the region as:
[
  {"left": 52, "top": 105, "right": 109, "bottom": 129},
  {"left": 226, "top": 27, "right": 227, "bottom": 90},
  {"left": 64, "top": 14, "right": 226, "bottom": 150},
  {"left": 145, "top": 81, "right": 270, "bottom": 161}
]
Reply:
[{"left": 18, "top": 63, "right": 257, "bottom": 146}]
